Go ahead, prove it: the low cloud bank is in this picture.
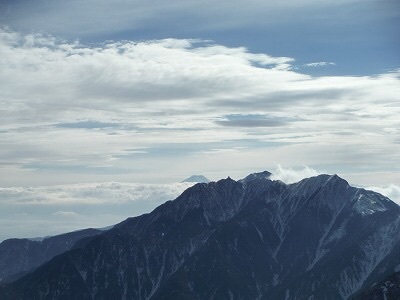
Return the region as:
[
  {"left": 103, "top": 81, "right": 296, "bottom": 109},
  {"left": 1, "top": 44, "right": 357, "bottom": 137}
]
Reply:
[
  {"left": 1, "top": 172, "right": 398, "bottom": 242},
  {"left": 0, "top": 182, "right": 194, "bottom": 241}
]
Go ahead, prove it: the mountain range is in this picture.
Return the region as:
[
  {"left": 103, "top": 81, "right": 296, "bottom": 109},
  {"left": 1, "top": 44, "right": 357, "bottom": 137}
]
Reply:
[
  {"left": 0, "top": 171, "right": 399, "bottom": 299},
  {"left": 0, "top": 228, "right": 102, "bottom": 283}
]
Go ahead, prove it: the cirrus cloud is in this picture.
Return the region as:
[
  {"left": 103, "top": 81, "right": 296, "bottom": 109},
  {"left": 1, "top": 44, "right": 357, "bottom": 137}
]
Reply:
[{"left": 304, "top": 62, "right": 336, "bottom": 68}]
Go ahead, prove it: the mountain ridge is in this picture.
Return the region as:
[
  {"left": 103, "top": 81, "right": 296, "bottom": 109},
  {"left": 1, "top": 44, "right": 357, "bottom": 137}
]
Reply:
[
  {"left": 0, "top": 228, "right": 102, "bottom": 283},
  {"left": 0, "top": 171, "right": 399, "bottom": 299}
]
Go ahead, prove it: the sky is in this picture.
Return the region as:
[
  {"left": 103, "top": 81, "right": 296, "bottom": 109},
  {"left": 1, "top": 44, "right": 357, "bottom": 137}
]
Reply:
[{"left": 0, "top": 0, "right": 399, "bottom": 240}]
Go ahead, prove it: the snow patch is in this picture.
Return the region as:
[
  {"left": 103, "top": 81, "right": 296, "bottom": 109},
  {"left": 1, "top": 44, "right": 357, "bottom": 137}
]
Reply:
[
  {"left": 273, "top": 274, "right": 279, "bottom": 286},
  {"left": 338, "top": 218, "right": 400, "bottom": 298},
  {"left": 354, "top": 194, "right": 387, "bottom": 216}
]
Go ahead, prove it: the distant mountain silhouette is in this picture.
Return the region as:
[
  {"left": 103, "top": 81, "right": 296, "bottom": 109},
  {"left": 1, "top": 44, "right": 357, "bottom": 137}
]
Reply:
[
  {"left": 181, "top": 175, "right": 210, "bottom": 183},
  {"left": 0, "top": 228, "right": 101, "bottom": 283}
]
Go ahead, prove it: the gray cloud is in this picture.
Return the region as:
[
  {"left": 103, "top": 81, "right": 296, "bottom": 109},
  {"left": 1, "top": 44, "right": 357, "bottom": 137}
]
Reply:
[
  {"left": 0, "top": 28, "right": 399, "bottom": 187},
  {"left": 55, "top": 121, "right": 122, "bottom": 130},
  {"left": 53, "top": 211, "right": 79, "bottom": 217},
  {"left": 216, "top": 114, "right": 296, "bottom": 127},
  {"left": 1, "top": 182, "right": 194, "bottom": 205}
]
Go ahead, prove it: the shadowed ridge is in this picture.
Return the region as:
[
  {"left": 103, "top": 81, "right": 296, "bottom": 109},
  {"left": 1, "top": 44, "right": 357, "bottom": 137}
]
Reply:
[{"left": 0, "top": 228, "right": 102, "bottom": 283}]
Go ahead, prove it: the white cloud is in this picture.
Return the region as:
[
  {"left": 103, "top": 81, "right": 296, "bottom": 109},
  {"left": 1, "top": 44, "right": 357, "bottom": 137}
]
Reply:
[
  {"left": 304, "top": 62, "right": 336, "bottom": 67},
  {"left": 270, "top": 165, "right": 321, "bottom": 184},
  {"left": 365, "top": 184, "right": 400, "bottom": 205},
  {"left": 0, "top": 28, "right": 399, "bottom": 187},
  {"left": 0, "top": 182, "right": 194, "bottom": 205}
]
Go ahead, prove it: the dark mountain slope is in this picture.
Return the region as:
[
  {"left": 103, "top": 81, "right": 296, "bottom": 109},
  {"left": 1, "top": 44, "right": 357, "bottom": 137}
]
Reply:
[
  {"left": 353, "top": 272, "right": 400, "bottom": 300},
  {"left": 0, "top": 228, "right": 101, "bottom": 283},
  {"left": 0, "top": 172, "right": 399, "bottom": 300}
]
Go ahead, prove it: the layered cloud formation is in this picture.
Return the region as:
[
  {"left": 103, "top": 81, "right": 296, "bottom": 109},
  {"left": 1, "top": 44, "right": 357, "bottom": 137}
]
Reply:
[
  {"left": 0, "top": 181, "right": 194, "bottom": 241},
  {"left": 1, "top": 27, "right": 399, "bottom": 186}
]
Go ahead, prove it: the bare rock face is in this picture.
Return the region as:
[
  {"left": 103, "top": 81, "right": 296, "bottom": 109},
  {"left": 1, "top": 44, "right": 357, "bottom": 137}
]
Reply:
[{"left": 352, "top": 272, "right": 400, "bottom": 300}]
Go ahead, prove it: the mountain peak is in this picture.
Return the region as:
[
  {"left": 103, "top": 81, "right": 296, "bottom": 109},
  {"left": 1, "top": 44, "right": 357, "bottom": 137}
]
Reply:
[
  {"left": 240, "top": 170, "right": 272, "bottom": 184},
  {"left": 299, "top": 173, "right": 349, "bottom": 187},
  {"left": 181, "top": 175, "right": 210, "bottom": 183},
  {"left": 2, "top": 170, "right": 400, "bottom": 300}
]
